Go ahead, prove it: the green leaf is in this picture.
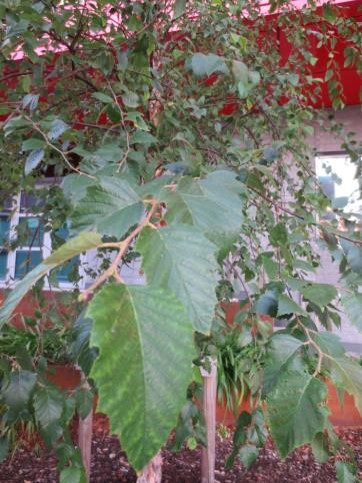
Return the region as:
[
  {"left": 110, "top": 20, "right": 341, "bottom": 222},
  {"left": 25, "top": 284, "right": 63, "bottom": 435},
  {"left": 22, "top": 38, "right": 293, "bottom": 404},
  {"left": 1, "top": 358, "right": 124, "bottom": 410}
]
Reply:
[
  {"left": 2, "top": 370, "right": 37, "bottom": 412},
  {"left": 262, "top": 255, "right": 278, "bottom": 280},
  {"left": 33, "top": 386, "right": 64, "bottom": 428},
  {"left": 329, "top": 357, "right": 362, "bottom": 414},
  {"left": 335, "top": 461, "right": 356, "bottom": 483},
  {"left": 46, "top": 232, "right": 102, "bottom": 264},
  {"left": 267, "top": 372, "right": 328, "bottom": 457},
  {"left": 75, "top": 388, "right": 93, "bottom": 420},
  {"left": 263, "top": 334, "right": 304, "bottom": 395},
  {"left": 48, "top": 119, "right": 68, "bottom": 141},
  {"left": 0, "top": 232, "right": 102, "bottom": 327},
  {"left": 188, "top": 53, "right": 229, "bottom": 77},
  {"left": 88, "top": 283, "right": 194, "bottom": 471},
  {"left": 164, "top": 170, "right": 244, "bottom": 252},
  {"left": 22, "top": 138, "right": 44, "bottom": 151},
  {"left": 277, "top": 294, "right": 308, "bottom": 317},
  {"left": 341, "top": 293, "right": 362, "bottom": 331},
  {"left": 0, "top": 436, "right": 9, "bottom": 463},
  {"left": 71, "top": 177, "right": 143, "bottom": 238},
  {"left": 60, "top": 467, "right": 86, "bottom": 483},
  {"left": 70, "top": 311, "right": 97, "bottom": 376},
  {"left": 232, "top": 60, "right": 249, "bottom": 84},
  {"left": 311, "top": 432, "right": 330, "bottom": 463},
  {"left": 122, "top": 92, "right": 139, "bottom": 108},
  {"left": 239, "top": 444, "right": 259, "bottom": 469},
  {"left": 174, "top": 0, "right": 186, "bottom": 18},
  {"left": 300, "top": 283, "right": 337, "bottom": 307},
  {"left": 136, "top": 225, "right": 218, "bottom": 334},
  {"left": 92, "top": 92, "right": 113, "bottom": 103},
  {"left": 25, "top": 148, "right": 44, "bottom": 175},
  {"left": 254, "top": 290, "right": 279, "bottom": 317},
  {"left": 269, "top": 223, "right": 288, "bottom": 246}
]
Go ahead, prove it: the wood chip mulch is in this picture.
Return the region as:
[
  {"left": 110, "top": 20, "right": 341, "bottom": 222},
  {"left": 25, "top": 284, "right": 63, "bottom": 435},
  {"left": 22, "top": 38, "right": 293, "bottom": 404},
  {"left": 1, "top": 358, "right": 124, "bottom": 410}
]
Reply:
[{"left": 0, "top": 428, "right": 361, "bottom": 482}]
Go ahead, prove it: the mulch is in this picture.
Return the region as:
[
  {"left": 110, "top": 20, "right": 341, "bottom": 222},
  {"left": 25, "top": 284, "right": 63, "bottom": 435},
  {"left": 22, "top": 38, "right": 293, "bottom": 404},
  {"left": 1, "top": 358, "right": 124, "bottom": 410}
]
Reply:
[{"left": 0, "top": 426, "right": 361, "bottom": 482}]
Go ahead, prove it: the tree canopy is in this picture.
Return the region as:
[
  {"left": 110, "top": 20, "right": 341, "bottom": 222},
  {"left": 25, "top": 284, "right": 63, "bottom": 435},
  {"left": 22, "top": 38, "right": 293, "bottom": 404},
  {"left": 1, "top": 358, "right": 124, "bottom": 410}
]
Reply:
[{"left": 0, "top": 0, "right": 361, "bottom": 480}]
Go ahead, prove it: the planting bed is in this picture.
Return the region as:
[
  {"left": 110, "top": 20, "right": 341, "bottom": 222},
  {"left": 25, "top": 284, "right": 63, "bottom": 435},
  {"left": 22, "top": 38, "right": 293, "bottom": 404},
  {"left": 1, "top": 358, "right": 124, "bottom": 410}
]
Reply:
[{"left": 0, "top": 426, "right": 361, "bottom": 482}]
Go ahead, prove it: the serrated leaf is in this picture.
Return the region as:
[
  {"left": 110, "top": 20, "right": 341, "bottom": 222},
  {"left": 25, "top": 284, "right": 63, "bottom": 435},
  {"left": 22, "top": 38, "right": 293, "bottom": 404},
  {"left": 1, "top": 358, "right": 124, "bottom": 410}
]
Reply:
[
  {"left": 254, "top": 290, "right": 278, "bottom": 317},
  {"left": 300, "top": 282, "right": 337, "bottom": 307},
  {"left": 33, "top": 386, "right": 64, "bottom": 428},
  {"left": 0, "top": 436, "right": 9, "bottom": 463},
  {"left": 60, "top": 467, "right": 86, "bottom": 483},
  {"left": 232, "top": 60, "right": 249, "bottom": 83},
  {"left": 239, "top": 444, "right": 259, "bottom": 469},
  {"left": 136, "top": 225, "right": 218, "bottom": 333},
  {"left": 269, "top": 223, "right": 288, "bottom": 246},
  {"left": 71, "top": 177, "right": 143, "bottom": 238},
  {"left": 48, "top": 119, "right": 68, "bottom": 141},
  {"left": 88, "top": 283, "right": 194, "bottom": 471},
  {"left": 92, "top": 92, "right": 113, "bottom": 103},
  {"left": 336, "top": 461, "right": 356, "bottom": 483},
  {"left": 22, "top": 138, "right": 44, "bottom": 151},
  {"left": 341, "top": 293, "right": 362, "bottom": 332},
  {"left": 267, "top": 372, "right": 328, "bottom": 457},
  {"left": 25, "top": 148, "right": 44, "bottom": 175},
  {"left": 173, "top": 0, "right": 186, "bottom": 18},
  {"left": 263, "top": 334, "right": 304, "bottom": 395},
  {"left": 0, "top": 232, "right": 102, "bottom": 327},
  {"left": 122, "top": 92, "right": 139, "bottom": 108},
  {"left": 131, "top": 131, "right": 158, "bottom": 145},
  {"left": 329, "top": 357, "right": 362, "bottom": 414},
  {"left": 164, "top": 170, "right": 244, "bottom": 252},
  {"left": 2, "top": 370, "right": 37, "bottom": 412},
  {"left": 188, "top": 53, "right": 229, "bottom": 77},
  {"left": 311, "top": 432, "right": 330, "bottom": 463},
  {"left": 75, "top": 387, "right": 93, "bottom": 420},
  {"left": 277, "top": 294, "right": 308, "bottom": 317},
  {"left": 22, "top": 93, "right": 39, "bottom": 111},
  {"left": 70, "top": 311, "right": 97, "bottom": 376}
]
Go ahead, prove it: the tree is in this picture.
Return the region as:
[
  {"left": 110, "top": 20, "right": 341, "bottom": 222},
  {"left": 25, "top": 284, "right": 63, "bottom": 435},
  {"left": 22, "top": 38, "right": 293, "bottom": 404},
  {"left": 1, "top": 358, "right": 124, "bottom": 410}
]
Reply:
[{"left": 0, "top": 0, "right": 361, "bottom": 480}]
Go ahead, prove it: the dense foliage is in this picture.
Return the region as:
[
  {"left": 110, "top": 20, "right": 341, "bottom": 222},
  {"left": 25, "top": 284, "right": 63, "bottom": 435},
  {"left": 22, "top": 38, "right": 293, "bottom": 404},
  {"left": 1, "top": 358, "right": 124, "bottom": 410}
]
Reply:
[{"left": 0, "top": 0, "right": 361, "bottom": 480}]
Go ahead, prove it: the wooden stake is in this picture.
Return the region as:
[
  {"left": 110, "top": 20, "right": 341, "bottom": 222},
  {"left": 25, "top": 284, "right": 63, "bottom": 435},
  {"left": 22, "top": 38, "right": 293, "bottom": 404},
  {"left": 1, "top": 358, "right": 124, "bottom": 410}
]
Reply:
[
  {"left": 136, "top": 451, "right": 162, "bottom": 483},
  {"left": 201, "top": 358, "right": 217, "bottom": 483},
  {"left": 78, "top": 374, "right": 93, "bottom": 481}
]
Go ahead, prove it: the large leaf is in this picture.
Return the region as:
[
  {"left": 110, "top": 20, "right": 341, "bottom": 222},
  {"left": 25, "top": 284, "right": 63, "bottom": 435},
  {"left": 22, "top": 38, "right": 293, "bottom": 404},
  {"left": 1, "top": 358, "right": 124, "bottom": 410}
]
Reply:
[
  {"left": 267, "top": 371, "right": 328, "bottom": 457},
  {"left": 88, "top": 283, "right": 194, "bottom": 471},
  {"left": 263, "top": 334, "right": 304, "bottom": 395},
  {"left": 164, "top": 170, "right": 245, "bottom": 251},
  {"left": 188, "top": 53, "right": 229, "bottom": 77},
  {"left": 329, "top": 357, "right": 362, "bottom": 414},
  {"left": 33, "top": 386, "right": 64, "bottom": 428},
  {"left": 71, "top": 177, "right": 143, "bottom": 238},
  {"left": 2, "top": 370, "right": 37, "bottom": 412},
  {"left": 136, "top": 225, "right": 218, "bottom": 333},
  {"left": 341, "top": 293, "right": 362, "bottom": 332},
  {"left": 299, "top": 282, "right": 337, "bottom": 307},
  {"left": 0, "top": 232, "right": 102, "bottom": 328},
  {"left": 277, "top": 294, "right": 308, "bottom": 317}
]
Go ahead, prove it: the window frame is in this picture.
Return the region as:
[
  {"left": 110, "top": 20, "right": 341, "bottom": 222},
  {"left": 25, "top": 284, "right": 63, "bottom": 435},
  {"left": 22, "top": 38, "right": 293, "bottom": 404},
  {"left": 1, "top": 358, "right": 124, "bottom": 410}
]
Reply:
[{"left": 0, "top": 185, "right": 87, "bottom": 291}]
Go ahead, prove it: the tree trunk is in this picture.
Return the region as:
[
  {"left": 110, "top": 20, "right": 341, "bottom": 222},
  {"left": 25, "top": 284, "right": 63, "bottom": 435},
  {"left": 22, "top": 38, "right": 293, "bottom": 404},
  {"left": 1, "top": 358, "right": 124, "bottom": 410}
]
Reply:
[{"left": 136, "top": 452, "right": 162, "bottom": 483}]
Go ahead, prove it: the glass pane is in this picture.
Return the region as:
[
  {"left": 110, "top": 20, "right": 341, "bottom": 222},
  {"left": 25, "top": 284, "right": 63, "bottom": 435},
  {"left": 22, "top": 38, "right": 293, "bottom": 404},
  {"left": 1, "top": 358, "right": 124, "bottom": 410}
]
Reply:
[
  {"left": 56, "top": 256, "right": 79, "bottom": 283},
  {"left": 15, "top": 250, "right": 42, "bottom": 279},
  {"left": 0, "top": 194, "right": 13, "bottom": 211},
  {"left": 18, "top": 217, "right": 44, "bottom": 247},
  {"left": 0, "top": 250, "right": 8, "bottom": 279},
  {"left": 316, "top": 155, "right": 359, "bottom": 212},
  {"left": 0, "top": 216, "right": 10, "bottom": 245},
  {"left": 20, "top": 191, "right": 42, "bottom": 213}
]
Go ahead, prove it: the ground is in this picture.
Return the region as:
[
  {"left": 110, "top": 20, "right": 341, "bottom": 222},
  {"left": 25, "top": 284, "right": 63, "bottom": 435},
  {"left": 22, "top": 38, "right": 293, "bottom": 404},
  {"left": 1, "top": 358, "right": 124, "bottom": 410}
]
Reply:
[{"left": 0, "top": 426, "right": 361, "bottom": 482}]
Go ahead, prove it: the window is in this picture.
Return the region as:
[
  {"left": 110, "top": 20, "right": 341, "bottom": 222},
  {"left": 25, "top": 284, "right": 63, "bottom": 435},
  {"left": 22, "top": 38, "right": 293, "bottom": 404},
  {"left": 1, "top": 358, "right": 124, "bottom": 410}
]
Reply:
[
  {"left": 315, "top": 154, "right": 360, "bottom": 214},
  {"left": 0, "top": 190, "right": 84, "bottom": 289}
]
